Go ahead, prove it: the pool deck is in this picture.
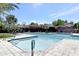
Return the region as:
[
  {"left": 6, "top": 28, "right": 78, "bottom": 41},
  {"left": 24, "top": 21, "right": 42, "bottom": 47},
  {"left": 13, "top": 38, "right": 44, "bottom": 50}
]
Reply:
[
  {"left": 42, "top": 39, "right": 79, "bottom": 56},
  {"left": 0, "top": 40, "right": 31, "bottom": 56},
  {"left": 71, "top": 33, "right": 79, "bottom": 37},
  {"left": 0, "top": 40, "right": 42, "bottom": 56},
  {"left": 1, "top": 33, "right": 79, "bottom": 56},
  {"left": 0, "top": 34, "right": 40, "bottom": 56}
]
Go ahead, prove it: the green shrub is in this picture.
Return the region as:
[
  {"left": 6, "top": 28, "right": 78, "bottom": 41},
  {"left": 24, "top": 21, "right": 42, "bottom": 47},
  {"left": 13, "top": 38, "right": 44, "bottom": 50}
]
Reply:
[{"left": 0, "top": 33, "right": 14, "bottom": 38}]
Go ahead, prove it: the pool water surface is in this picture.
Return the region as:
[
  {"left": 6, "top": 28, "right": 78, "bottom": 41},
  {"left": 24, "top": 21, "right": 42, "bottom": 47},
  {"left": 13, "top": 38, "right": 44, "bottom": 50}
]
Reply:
[{"left": 10, "top": 33, "right": 79, "bottom": 52}]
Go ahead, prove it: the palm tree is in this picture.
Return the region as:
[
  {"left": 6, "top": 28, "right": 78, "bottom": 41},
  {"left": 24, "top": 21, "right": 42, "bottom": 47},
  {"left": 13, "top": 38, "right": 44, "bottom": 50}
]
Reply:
[
  {"left": 0, "top": 3, "right": 19, "bottom": 15},
  {"left": 0, "top": 3, "right": 19, "bottom": 33},
  {"left": 0, "top": 3, "right": 19, "bottom": 21}
]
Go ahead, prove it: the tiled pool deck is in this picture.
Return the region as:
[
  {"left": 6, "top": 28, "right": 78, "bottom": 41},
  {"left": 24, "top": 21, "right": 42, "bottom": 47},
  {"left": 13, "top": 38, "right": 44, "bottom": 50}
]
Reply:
[
  {"left": 0, "top": 34, "right": 42, "bottom": 56},
  {"left": 0, "top": 40, "right": 30, "bottom": 56},
  {"left": 0, "top": 40, "right": 43, "bottom": 56},
  {"left": 42, "top": 39, "right": 79, "bottom": 56}
]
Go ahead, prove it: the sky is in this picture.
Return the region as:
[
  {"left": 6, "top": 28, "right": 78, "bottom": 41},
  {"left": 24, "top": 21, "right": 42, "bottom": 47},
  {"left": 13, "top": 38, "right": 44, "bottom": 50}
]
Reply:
[{"left": 10, "top": 3, "right": 79, "bottom": 24}]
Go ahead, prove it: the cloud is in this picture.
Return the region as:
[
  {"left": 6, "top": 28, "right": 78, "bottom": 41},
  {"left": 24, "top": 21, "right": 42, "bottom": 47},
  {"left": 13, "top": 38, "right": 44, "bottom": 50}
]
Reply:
[
  {"left": 31, "top": 3, "right": 43, "bottom": 8},
  {"left": 50, "top": 5, "right": 79, "bottom": 18}
]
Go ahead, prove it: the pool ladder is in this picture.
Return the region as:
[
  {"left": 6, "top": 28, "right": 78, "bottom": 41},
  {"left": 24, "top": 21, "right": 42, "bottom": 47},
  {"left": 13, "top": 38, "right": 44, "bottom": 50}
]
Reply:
[{"left": 31, "top": 40, "right": 35, "bottom": 56}]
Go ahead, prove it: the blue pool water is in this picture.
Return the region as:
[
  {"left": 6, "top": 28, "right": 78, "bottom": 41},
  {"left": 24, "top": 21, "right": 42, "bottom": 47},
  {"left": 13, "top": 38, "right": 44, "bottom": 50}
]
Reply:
[{"left": 10, "top": 33, "right": 79, "bottom": 52}]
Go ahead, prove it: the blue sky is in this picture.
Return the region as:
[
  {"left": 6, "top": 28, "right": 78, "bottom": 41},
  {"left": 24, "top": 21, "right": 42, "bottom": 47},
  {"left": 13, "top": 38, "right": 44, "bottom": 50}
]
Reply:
[{"left": 10, "top": 3, "right": 79, "bottom": 24}]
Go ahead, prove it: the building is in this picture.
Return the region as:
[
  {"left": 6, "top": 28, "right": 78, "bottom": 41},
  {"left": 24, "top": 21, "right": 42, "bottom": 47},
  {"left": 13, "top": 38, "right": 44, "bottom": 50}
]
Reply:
[{"left": 57, "top": 23, "right": 74, "bottom": 33}]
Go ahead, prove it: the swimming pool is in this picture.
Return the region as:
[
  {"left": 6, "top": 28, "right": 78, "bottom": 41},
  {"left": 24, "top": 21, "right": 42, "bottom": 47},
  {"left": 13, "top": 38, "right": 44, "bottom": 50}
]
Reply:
[{"left": 9, "top": 33, "right": 79, "bottom": 52}]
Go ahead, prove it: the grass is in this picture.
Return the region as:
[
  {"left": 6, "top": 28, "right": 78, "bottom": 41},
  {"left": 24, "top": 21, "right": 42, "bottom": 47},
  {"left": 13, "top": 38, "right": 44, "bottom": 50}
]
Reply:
[{"left": 0, "top": 33, "right": 15, "bottom": 38}]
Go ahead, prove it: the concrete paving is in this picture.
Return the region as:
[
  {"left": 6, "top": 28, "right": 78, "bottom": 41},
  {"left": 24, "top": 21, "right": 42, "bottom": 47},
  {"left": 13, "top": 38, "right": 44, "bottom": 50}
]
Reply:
[
  {"left": 43, "top": 39, "right": 79, "bottom": 56},
  {"left": 0, "top": 40, "right": 30, "bottom": 56}
]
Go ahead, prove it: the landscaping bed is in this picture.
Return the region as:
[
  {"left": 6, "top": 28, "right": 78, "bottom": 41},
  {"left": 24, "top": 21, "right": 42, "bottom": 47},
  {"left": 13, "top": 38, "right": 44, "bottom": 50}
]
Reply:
[{"left": 0, "top": 33, "right": 14, "bottom": 38}]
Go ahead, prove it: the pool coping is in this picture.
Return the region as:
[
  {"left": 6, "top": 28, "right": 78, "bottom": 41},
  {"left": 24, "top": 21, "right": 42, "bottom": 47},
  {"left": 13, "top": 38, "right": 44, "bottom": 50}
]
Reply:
[{"left": 6, "top": 34, "right": 37, "bottom": 42}]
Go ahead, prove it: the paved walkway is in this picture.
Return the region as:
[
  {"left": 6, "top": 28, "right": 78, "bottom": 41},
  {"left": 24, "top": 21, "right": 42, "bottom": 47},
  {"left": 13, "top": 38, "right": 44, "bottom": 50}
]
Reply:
[
  {"left": 0, "top": 40, "right": 41, "bottom": 56},
  {"left": 42, "top": 39, "right": 79, "bottom": 56},
  {"left": 0, "top": 40, "right": 30, "bottom": 56}
]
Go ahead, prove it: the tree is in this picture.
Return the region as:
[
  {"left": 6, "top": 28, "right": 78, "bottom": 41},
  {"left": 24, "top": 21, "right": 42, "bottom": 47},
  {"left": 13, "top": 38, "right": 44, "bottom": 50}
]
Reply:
[
  {"left": 30, "top": 22, "right": 38, "bottom": 25},
  {"left": 70, "top": 21, "right": 73, "bottom": 25},
  {"left": 0, "top": 3, "right": 19, "bottom": 15},
  {"left": 0, "top": 18, "right": 4, "bottom": 28},
  {"left": 64, "top": 20, "right": 68, "bottom": 23},
  {"left": 6, "top": 15, "right": 18, "bottom": 33},
  {"left": 0, "top": 3, "right": 19, "bottom": 33},
  {"left": 52, "top": 19, "right": 65, "bottom": 27},
  {"left": 73, "top": 22, "right": 79, "bottom": 29},
  {"left": 6, "top": 15, "right": 17, "bottom": 24}
]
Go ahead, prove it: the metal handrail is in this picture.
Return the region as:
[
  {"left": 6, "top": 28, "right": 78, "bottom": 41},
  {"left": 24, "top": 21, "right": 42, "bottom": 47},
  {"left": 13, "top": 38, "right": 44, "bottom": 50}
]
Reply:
[{"left": 31, "top": 40, "right": 35, "bottom": 56}]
